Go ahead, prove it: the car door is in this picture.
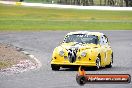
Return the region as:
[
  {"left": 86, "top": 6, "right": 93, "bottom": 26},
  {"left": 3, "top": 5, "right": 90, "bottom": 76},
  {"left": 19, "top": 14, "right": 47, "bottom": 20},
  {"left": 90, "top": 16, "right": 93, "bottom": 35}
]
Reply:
[
  {"left": 102, "top": 35, "right": 112, "bottom": 65},
  {"left": 103, "top": 35, "right": 112, "bottom": 65},
  {"left": 100, "top": 35, "right": 108, "bottom": 66}
]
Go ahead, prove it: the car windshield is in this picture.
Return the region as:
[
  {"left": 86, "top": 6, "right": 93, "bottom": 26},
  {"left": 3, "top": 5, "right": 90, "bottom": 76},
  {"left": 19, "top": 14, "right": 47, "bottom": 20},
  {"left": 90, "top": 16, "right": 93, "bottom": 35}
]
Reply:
[{"left": 64, "top": 34, "right": 98, "bottom": 44}]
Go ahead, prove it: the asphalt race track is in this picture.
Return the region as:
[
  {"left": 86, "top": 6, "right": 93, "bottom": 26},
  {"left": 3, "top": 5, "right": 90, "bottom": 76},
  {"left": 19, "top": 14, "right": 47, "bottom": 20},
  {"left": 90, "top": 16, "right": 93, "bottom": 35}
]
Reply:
[{"left": 0, "top": 30, "right": 132, "bottom": 88}]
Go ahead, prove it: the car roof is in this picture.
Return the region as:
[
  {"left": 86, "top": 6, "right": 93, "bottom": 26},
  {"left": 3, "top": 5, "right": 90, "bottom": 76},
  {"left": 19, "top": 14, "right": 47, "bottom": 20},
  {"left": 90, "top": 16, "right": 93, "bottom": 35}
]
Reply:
[{"left": 67, "top": 31, "right": 104, "bottom": 37}]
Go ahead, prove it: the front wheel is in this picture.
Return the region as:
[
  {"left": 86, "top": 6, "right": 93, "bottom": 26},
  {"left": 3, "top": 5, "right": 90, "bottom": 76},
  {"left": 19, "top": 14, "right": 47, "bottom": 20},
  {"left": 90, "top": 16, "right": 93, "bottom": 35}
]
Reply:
[
  {"left": 51, "top": 64, "right": 60, "bottom": 71},
  {"left": 94, "top": 57, "right": 101, "bottom": 70}
]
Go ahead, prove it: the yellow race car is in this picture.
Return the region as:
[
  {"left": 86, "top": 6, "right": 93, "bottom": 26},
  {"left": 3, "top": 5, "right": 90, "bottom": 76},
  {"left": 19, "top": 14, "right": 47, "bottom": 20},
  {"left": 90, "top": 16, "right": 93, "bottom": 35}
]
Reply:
[{"left": 51, "top": 31, "right": 113, "bottom": 70}]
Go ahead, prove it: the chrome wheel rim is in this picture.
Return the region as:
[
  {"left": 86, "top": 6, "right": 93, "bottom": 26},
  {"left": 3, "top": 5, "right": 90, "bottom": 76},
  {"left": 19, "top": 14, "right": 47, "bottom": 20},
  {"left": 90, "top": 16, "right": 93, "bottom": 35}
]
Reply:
[{"left": 96, "top": 57, "right": 100, "bottom": 69}]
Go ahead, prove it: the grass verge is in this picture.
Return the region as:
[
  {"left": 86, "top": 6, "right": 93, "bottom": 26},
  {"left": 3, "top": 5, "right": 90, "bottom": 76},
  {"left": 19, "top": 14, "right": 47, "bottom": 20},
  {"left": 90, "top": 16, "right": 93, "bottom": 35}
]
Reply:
[{"left": 0, "top": 4, "right": 132, "bottom": 31}]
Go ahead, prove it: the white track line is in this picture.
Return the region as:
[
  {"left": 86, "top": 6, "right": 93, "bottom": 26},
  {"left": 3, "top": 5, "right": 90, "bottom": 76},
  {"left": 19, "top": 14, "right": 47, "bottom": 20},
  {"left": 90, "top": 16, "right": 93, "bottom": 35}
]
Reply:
[
  {"left": 28, "top": 54, "right": 42, "bottom": 69},
  {"left": 0, "top": 1, "right": 132, "bottom": 10},
  {"left": 21, "top": 51, "right": 42, "bottom": 69}
]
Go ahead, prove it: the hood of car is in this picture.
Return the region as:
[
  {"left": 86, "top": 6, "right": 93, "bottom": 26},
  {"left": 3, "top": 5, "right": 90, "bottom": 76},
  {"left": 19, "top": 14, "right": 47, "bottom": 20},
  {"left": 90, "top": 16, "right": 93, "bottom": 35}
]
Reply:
[{"left": 60, "top": 42, "right": 99, "bottom": 51}]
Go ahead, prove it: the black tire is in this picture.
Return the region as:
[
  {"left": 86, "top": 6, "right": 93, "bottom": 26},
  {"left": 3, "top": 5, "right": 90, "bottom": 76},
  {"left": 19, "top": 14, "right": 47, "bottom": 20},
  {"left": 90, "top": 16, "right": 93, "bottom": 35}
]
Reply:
[
  {"left": 94, "top": 57, "right": 101, "bottom": 70},
  {"left": 76, "top": 75, "right": 86, "bottom": 85},
  {"left": 106, "top": 53, "right": 113, "bottom": 68},
  {"left": 51, "top": 64, "right": 60, "bottom": 71}
]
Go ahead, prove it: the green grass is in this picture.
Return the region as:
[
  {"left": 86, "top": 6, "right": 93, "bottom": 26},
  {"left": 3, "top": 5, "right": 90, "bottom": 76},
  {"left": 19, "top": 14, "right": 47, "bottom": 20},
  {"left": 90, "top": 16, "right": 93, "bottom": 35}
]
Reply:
[
  {"left": 0, "top": 4, "right": 132, "bottom": 31},
  {"left": 0, "top": 61, "right": 9, "bottom": 69},
  {"left": 0, "top": 61, "right": 14, "bottom": 69},
  {"left": 24, "top": 0, "right": 54, "bottom": 3}
]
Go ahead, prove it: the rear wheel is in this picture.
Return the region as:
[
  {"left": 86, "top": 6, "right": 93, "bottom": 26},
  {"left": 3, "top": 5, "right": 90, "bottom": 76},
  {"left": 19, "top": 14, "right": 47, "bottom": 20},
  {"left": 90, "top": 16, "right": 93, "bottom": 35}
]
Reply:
[{"left": 51, "top": 64, "right": 60, "bottom": 71}]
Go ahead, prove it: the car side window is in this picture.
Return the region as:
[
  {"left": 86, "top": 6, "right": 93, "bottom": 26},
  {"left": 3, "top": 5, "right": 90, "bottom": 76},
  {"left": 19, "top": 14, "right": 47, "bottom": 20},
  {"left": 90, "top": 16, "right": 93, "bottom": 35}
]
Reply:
[
  {"left": 104, "top": 35, "right": 109, "bottom": 45},
  {"left": 100, "top": 35, "right": 108, "bottom": 45},
  {"left": 63, "top": 36, "right": 66, "bottom": 43}
]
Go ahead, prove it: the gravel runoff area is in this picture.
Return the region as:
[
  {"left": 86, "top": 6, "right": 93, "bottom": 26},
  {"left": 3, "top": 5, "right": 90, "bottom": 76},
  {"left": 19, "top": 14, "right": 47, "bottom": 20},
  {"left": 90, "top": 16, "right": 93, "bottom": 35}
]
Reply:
[
  {"left": 0, "top": 43, "right": 41, "bottom": 75},
  {"left": 0, "top": 1, "right": 132, "bottom": 10}
]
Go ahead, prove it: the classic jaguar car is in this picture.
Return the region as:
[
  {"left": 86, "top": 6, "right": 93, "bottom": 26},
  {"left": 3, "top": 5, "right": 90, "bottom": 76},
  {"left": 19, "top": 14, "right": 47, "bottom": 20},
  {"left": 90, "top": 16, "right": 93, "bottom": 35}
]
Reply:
[{"left": 51, "top": 31, "right": 113, "bottom": 70}]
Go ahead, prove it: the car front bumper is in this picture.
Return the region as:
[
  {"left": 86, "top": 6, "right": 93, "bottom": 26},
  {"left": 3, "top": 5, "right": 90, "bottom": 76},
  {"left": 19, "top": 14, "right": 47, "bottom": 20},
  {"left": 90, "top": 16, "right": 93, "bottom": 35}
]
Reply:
[{"left": 51, "top": 60, "right": 96, "bottom": 67}]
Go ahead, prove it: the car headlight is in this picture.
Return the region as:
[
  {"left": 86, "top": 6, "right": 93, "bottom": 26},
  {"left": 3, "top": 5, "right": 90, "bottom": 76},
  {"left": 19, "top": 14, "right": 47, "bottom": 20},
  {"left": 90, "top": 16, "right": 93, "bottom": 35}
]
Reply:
[
  {"left": 81, "top": 51, "right": 87, "bottom": 57},
  {"left": 59, "top": 50, "right": 64, "bottom": 56}
]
